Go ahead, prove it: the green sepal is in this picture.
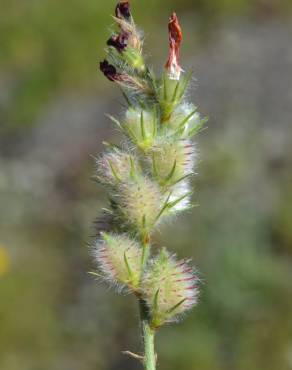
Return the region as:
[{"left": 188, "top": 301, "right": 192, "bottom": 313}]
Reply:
[{"left": 160, "top": 71, "right": 193, "bottom": 122}]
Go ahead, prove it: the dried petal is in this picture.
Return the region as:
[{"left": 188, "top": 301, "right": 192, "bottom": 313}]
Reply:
[
  {"left": 168, "top": 12, "right": 183, "bottom": 47},
  {"left": 165, "top": 13, "right": 183, "bottom": 80}
]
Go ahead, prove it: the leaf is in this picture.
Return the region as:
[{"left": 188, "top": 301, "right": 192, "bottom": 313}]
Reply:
[
  {"left": 164, "top": 159, "right": 177, "bottom": 183},
  {"left": 121, "top": 89, "right": 133, "bottom": 107},
  {"left": 124, "top": 251, "right": 133, "bottom": 279},
  {"left": 88, "top": 271, "right": 103, "bottom": 278},
  {"left": 136, "top": 96, "right": 146, "bottom": 110},
  {"left": 171, "top": 80, "right": 180, "bottom": 102},
  {"left": 166, "top": 298, "right": 187, "bottom": 314},
  {"left": 176, "top": 109, "right": 197, "bottom": 134},
  {"left": 106, "top": 114, "right": 122, "bottom": 129},
  {"left": 188, "top": 117, "right": 208, "bottom": 137},
  {"left": 177, "top": 70, "right": 193, "bottom": 101},
  {"left": 102, "top": 141, "right": 122, "bottom": 150},
  {"left": 152, "top": 153, "right": 158, "bottom": 178},
  {"left": 108, "top": 160, "right": 121, "bottom": 182},
  {"left": 153, "top": 289, "right": 160, "bottom": 311},
  {"left": 152, "top": 106, "right": 158, "bottom": 138},
  {"left": 140, "top": 110, "right": 146, "bottom": 140},
  {"left": 166, "top": 192, "right": 192, "bottom": 210},
  {"left": 171, "top": 173, "right": 192, "bottom": 186},
  {"left": 155, "top": 192, "right": 172, "bottom": 222},
  {"left": 142, "top": 214, "right": 146, "bottom": 229},
  {"left": 163, "top": 73, "right": 168, "bottom": 101},
  {"left": 129, "top": 156, "right": 136, "bottom": 179}
]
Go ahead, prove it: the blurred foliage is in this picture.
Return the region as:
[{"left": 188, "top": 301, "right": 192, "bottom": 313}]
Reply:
[
  {"left": 0, "top": 0, "right": 291, "bottom": 131},
  {"left": 0, "top": 247, "right": 10, "bottom": 276},
  {"left": 1, "top": 1, "right": 292, "bottom": 370}
]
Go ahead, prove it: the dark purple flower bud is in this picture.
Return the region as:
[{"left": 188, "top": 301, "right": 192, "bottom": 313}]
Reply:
[
  {"left": 115, "top": 1, "right": 131, "bottom": 20},
  {"left": 100, "top": 60, "right": 121, "bottom": 82},
  {"left": 107, "top": 34, "right": 127, "bottom": 52}
]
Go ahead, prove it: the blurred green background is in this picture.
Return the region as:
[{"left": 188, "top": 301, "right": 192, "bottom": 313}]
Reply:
[{"left": 1, "top": 0, "right": 292, "bottom": 369}]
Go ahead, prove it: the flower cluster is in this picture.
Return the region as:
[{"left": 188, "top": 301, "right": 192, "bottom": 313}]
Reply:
[{"left": 92, "top": 1, "right": 206, "bottom": 329}]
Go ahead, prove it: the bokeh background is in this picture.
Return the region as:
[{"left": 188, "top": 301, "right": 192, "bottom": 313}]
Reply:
[{"left": 1, "top": 0, "right": 292, "bottom": 369}]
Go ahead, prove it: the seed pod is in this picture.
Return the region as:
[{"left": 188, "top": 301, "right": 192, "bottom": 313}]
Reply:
[
  {"left": 96, "top": 149, "right": 139, "bottom": 186},
  {"left": 151, "top": 139, "right": 196, "bottom": 187},
  {"left": 93, "top": 233, "right": 142, "bottom": 292},
  {"left": 142, "top": 248, "right": 199, "bottom": 327},
  {"left": 123, "top": 108, "right": 157, "bottom": 151},
  {"left": 117, "top": 175, "right": 162, "bottom": 232}
]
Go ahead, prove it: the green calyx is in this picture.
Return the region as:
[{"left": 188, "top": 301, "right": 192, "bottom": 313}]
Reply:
[
  {"left": 159, "top": 71, "right": 193, "bottom": 122},
  {"left": 122, "top": 108, "right": 158, "bottom": 151},
  {"left": 123, "top": 47, "right": 146, "bottom": 72}
]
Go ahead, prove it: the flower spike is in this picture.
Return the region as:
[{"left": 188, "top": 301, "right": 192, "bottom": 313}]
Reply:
[{"left": 94, "top": 2, "right": 207, "bottom": 369}]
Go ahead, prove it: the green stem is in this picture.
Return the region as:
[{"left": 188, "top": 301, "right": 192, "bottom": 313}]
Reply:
[
  {"left": 139, "top": 237, "right": 156, "bottom": 370},
  {"left": 139, "top": 298, "right": 156, "bottom": 370}
]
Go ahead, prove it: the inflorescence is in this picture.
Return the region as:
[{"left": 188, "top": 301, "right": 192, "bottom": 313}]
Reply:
[{"left": 91, "top": 0, "right": 206, "bottom": 363}]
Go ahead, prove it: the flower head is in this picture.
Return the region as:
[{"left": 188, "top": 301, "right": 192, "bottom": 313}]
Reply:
[
  {"left": 151, "top": 139, "right": 196, "bottom": 187},
  {"left": 142, "top": 248, "right": 199, "bottom": 327},
  {"left": 117, "top": 176, "right": 163, "bottom": 233},
  {"left": 123, "top": 108, "right": 157, "bottom": 150},
  {"left": 96, "top": 149, "right": 139, "bottom": 186},
  {"left": 165, "top": 13, "right": 183, "bottom": 80},
  {"left": 93, "top": 232, "right": 142, "bottom": 292}
]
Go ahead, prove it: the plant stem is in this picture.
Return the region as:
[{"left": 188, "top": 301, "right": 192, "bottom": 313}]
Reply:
[
  {"left": 139, "top": 298, "right": 156, "bottom": 370},
  {"left": 139, "top": 237, "right": 156, "bottom": 370}
]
